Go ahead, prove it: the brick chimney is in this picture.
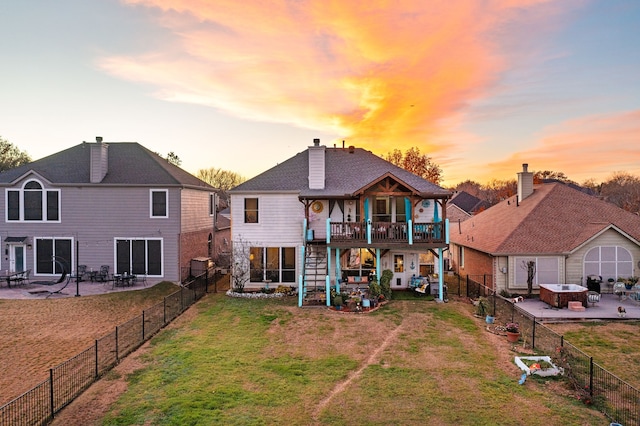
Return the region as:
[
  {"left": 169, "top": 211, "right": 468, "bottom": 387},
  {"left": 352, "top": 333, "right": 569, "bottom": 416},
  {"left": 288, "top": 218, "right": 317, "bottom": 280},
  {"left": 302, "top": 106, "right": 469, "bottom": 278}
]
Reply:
[
  {"left": 90, "top": 137, "right": 109, "bottom": 183},
  {"left": 308, "top": 138, "right": 325, "bottom": 190},
  {"left": 517, "top": 163, "right": 534, "bottom": 202}
]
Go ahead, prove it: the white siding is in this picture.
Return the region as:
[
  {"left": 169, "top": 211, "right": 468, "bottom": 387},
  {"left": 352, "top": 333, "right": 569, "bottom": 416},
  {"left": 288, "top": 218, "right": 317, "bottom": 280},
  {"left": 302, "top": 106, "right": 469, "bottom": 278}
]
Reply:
[{"left": 231, "top": 193, "right": 305, "bottom": 246}]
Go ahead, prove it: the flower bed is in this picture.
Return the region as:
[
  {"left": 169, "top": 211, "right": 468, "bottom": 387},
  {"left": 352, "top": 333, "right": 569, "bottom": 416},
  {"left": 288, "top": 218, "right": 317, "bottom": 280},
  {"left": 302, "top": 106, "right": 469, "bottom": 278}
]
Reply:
[{"left": 515, "top": 356, "right": 564, "bottom": 377}]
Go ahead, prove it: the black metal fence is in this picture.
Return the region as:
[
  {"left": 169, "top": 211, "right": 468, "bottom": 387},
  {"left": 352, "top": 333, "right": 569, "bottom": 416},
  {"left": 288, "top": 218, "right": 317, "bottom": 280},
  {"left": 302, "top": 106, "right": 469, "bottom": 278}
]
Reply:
[
  {"left": 469, "top": 276, "right": 640, "bottom": 426},
  {"left": 0, "top": 271, "right": 215, "bottom": 426}
]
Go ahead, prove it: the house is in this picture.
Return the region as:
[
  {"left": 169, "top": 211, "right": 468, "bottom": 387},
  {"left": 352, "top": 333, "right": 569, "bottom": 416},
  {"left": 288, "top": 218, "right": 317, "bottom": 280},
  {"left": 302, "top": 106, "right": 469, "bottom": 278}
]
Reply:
[
  {"left": 449, "top": 164, "right": 640, "bottom": 294},
  {"left": 0, "top": 138, "right": 218, "bottom": 285},
  {"left": 446, "top": 190, "right": 490, "bottom": 223},
  {"left": 229, "top": 139, "right": 452, "bottom": 306}
]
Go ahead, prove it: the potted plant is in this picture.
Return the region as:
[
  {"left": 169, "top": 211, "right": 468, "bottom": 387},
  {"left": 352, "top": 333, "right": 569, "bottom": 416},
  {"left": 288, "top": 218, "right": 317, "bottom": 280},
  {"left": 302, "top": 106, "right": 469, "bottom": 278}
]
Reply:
[
  {"left": 505, "top": 322, "right": 520, "bottom": 342},
  {"left": 476, "top": 297, "right": 494, "bottom": 323}
]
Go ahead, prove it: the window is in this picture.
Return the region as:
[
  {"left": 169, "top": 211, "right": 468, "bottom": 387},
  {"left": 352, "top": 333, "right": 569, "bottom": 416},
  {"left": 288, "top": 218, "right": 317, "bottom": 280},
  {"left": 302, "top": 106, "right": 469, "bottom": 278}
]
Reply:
[
  {"left": 458, "top": 246, "right": 464, "bottom": 269},
  {"left": 35, "top": 238, "right": 72, "bottom": 275},
  {"left": 6, "top": 180, "right": 60, "bottom": 222},
  {"left": 244, "top": 198, "right": 258, "bottom": 223},
  {"left": 394, "top": 254, "right": 404, "bottom": 273},
  {"left": 373, "top": 197, "right": 390, "bottom": 222},
  {"left": 250, "top": 247, "right": 295, "bottom": 283},
  {"left": 115, "top": 238, "right": 163, "bottom": 276},
  {"left": 584, "top": 246, "right": 633, "bottom": 282},
  {"left": 395, "top": 197, "right": 407, "bottom": 223},
  {"left": 514, "top": 257, "right": 560, "bottom": 287},
  {"left": 150, "top": 190, "right": 168, "bottom": 218}
]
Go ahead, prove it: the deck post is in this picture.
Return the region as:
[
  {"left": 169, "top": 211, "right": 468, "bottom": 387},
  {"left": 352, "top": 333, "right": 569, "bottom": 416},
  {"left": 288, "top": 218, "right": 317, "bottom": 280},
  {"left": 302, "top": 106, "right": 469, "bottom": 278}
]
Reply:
[
  {"left": 326, "top": 246, "right": 332, "bottom": 306},
  {"left": 335, "top": 248, "right": 341, "bottom": 293}
]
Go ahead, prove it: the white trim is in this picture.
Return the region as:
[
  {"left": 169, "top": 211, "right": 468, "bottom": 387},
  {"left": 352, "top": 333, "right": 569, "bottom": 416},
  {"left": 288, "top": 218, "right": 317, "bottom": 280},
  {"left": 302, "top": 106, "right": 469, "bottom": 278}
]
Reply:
[{"left": 149, "top": 189, "right": 169, "bottom": 218}]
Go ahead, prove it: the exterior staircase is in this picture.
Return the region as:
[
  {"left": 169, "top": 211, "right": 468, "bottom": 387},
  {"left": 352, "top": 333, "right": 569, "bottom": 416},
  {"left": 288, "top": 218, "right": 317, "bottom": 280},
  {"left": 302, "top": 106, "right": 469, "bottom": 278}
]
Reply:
[{"left": 302, "top": 244, "right": 327, "bottom": 306}]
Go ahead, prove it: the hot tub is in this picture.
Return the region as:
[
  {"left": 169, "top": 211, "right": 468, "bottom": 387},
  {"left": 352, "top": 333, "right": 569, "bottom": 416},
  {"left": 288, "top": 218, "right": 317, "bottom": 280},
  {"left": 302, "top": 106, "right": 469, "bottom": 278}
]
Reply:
[{"left": 539, "top": 284, "right": 588, "bottom": 308}]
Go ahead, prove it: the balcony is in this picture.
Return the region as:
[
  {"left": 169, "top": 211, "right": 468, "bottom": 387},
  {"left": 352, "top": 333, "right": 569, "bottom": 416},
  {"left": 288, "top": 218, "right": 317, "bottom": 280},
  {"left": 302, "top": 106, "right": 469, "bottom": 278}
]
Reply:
[{"left": 325, "top": 220, "right": 447, "bottom": 248}]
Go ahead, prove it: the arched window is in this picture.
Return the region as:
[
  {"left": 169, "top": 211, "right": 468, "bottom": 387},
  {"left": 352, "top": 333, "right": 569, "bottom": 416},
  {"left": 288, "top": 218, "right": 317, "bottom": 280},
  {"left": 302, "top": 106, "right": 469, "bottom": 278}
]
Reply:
[
  {"left": 584, "top": 246, "right": 633, "bottom": 282},
  {"left": 6, "top": 180, "right": 60, "bottom": 222}
]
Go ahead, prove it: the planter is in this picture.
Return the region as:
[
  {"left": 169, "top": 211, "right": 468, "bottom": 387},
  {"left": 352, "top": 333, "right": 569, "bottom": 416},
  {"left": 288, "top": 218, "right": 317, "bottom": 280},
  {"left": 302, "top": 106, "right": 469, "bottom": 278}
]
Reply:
[
  {"left": 485, "top": 315, "right": 495, "bottom": 324},
  {"left": 506, "top": 331, "right": 520, "bottom": 343}
]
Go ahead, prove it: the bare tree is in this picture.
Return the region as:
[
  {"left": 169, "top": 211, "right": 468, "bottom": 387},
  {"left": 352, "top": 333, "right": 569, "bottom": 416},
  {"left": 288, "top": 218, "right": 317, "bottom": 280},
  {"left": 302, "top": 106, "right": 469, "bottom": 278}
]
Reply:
[
  {"left": 384, "top": 147, "right": 443, "bottom": 185},
  {"left": 197, "top": 168, "right": 245, "bottom": 191},
  {"left": 165, "top": 152, "right": 182, "bottom": 166},
  {"left": 522, "top": 260, "right": 536, "bottom": 296},
  {"left": 0, "top": 136, "right": 31, "bottom": 172},
  {"left": 230, "top": 237, "right": 254, "bottom": 293},
  {"left": 600, "top": 172, "right": 640, "bottom": 214}
]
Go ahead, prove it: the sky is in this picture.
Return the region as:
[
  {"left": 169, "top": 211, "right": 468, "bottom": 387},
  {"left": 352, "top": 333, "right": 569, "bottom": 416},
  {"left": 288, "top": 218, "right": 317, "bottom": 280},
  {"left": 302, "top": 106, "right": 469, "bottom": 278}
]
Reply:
[{"left": 1, "top": 0, "right": 639, "bottom": 187}]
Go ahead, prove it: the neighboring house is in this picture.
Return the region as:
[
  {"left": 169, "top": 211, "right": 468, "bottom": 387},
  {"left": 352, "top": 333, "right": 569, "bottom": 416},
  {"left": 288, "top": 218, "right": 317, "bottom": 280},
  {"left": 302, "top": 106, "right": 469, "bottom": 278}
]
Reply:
[
  {"left": 449, "top": 164, "right": 640, "bottom": 294},
  {"left": 229, "top": 139, "right": 452, "bottom": 306},
  {"left": 0, "top": 139, "right": 217, "bottom": 285},
  {"left": 446, "top": 190, "right": 490, "bottom": 223}
]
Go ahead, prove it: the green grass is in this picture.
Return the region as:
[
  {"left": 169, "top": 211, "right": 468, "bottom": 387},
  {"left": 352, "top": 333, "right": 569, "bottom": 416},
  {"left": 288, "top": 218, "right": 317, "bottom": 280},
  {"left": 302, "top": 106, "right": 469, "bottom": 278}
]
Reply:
[{"left": 100, "top": 294, "right": 608, "bottom": 425}]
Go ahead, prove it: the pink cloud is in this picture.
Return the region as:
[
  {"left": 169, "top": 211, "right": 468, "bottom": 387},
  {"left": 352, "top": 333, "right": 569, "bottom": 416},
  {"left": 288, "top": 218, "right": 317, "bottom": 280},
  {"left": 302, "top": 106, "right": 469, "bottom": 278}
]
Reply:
[
  {"left": 481, "top": 110, "right": 640, "bottom": 183},
  {"left": 103, "top": 0, "right": 567, "bottom": 155}
]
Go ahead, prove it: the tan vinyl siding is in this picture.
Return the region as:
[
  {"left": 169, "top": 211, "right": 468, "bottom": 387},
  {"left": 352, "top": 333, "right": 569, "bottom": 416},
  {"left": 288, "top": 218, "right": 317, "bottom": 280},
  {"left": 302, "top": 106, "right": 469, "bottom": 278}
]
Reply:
[{"left": 567, "top": 228, "right": 640, "bottom": 285}]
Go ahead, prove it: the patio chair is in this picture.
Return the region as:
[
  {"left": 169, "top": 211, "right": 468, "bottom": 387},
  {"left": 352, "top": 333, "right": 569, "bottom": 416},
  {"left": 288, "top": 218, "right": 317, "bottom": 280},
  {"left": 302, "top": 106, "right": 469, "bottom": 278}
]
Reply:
[
  {"left": 96, "top": 265, "right": 110, "bottom": 282},
  {"left": 587, "top": 291, "right": 600, "bottom": 307}
]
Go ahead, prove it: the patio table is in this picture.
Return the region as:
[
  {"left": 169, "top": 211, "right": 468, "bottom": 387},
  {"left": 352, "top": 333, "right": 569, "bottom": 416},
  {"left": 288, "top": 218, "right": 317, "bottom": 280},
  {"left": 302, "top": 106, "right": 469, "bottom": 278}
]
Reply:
[{"left": 0, "top": 271, "right": 21, "bottom": 288}]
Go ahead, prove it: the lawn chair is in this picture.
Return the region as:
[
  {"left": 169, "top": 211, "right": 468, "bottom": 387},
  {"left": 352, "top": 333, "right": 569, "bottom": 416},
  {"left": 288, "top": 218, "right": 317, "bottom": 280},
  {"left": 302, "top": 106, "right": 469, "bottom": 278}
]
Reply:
[{"left": 587, "top": 291, "right": 600, "bottom": 307}]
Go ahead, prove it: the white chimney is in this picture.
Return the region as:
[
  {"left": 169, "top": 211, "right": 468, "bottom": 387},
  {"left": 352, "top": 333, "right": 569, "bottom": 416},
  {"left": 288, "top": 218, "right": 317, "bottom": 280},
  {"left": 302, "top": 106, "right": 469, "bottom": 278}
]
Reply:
[
  {"left": 308, "top": 138, "right": 325, "bottom": 189},
  {"left": 90, "top": 138, "right": 109, "bottom": 183},
  {"left": 517, "top": 163, "right": 534, "bottom": 202}
]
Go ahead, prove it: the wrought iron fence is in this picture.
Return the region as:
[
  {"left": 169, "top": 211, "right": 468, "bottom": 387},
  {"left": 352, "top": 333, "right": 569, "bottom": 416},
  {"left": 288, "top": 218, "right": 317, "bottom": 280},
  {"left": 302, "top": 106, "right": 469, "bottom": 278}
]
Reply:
[
  {"left": 476, "top": 278, "right": 640, "bottom": 426},
  {"left": 0, "top": 271, "right": 214, "bottom": 426}
]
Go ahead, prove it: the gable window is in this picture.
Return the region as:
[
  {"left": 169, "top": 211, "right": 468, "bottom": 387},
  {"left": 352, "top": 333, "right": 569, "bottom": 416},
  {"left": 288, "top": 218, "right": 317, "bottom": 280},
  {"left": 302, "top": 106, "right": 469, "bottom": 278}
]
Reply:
[
  {"left": 35, "top": 238, "right": 72, "bottom": 275},
  {"left": 6, "top": 180, "right": 60, "bottom": 222},
  {"left": 116, "top": 238, "right": 163, "bottom": 276},
  {"left": 373, "top": 197, "right": 391, "bottom": 222},
  {"left": 244, "top": 198, "right": 258, "bottom": 223},
  {"left": 150, "top": 190, "right": 168, "bottom": 218},
  {"left": 584, "top": 246, "right": 633, "bottom": 282}
]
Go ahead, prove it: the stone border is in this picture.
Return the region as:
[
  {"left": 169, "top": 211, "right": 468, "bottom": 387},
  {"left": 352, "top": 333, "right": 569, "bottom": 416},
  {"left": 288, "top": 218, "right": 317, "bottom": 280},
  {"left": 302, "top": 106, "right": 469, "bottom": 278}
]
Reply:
[{"left": 225, "top": 290, "right": 288, "bottom": 299}]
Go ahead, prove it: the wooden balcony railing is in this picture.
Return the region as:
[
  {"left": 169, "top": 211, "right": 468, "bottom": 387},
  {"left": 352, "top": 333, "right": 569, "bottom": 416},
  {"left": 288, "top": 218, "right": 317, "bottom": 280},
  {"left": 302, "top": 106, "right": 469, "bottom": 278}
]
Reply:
[{"left": 327, "top": 221, "right": 446, "bottom": 245}]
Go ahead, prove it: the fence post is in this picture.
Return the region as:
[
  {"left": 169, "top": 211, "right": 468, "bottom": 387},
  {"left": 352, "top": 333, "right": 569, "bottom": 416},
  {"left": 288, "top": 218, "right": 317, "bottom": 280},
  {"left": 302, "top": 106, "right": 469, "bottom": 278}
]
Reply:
[
  {"left": 95, "top": 340, "right": 99, "bottom": 378},
  {"left": 49, "top": 368, "right": 55, "bottom": 420},
  {"left": 164, "top": 296, "right": 167, "bottom": 325},
  {"left": 142, "top": 311, "right": 145, "bottom": 341},
  {"left": 115, "top": 326, "right": 119, "bottom": 362},
  {"left": 532, "top": 319, "right": 536, "bottom": 350},
  {"left": 589, "top": 357, "right": 594, "bottom": 398}
]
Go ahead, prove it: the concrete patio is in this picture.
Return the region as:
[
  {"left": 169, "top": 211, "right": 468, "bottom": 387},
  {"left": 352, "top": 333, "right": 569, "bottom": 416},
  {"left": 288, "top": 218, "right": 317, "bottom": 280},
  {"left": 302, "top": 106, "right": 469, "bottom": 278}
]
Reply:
[
  {"left": 0, "top": 279, "right": 151, "bottom": 300},
  {"left": 514, "top": 292, "right": 640, "bottom": 322}
]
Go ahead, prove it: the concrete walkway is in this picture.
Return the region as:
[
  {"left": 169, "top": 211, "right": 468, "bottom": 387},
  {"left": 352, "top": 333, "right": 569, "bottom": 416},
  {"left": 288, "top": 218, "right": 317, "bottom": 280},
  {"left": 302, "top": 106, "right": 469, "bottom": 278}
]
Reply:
[{"left": 514, "top": 292, "right": 640, "bottom": 322}]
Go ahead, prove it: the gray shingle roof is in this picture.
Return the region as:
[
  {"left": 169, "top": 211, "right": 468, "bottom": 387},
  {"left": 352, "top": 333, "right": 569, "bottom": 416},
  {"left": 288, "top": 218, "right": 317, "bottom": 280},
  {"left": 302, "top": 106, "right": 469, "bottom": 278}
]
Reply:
[
  {"left": 0, "top": 142, "right": 213, "bottom": 189},
  {"left": 231, "top": 146, "right": 451, "bottom": 197},
  {"left": 450, "top": 182, "right": 640, "bottom": 255}
]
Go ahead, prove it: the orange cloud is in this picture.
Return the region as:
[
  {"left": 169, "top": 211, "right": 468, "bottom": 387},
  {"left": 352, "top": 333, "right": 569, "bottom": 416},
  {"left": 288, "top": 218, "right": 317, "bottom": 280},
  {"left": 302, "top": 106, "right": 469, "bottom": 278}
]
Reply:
[
  {"left": 103, "top": 0, "right": 567, "bottom": 156},
  {"left": 480, "top": 110, "right": 640, "bottom": 184}
]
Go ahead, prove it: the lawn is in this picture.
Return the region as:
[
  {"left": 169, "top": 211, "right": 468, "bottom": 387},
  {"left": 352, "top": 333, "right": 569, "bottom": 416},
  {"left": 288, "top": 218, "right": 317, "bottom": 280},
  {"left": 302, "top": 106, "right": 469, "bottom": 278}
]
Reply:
[
  {"left": 0, "top": 281, "right": 181, "bottom": 406},
  {"left": 51, "top": 292, "right": 608, "bottom": 425}
]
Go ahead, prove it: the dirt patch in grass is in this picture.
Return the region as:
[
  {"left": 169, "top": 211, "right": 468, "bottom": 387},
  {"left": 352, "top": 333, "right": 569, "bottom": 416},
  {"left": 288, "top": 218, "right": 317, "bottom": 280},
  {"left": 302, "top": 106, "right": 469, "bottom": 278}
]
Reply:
[
  {"left": 5, "top": 291, "right": 608, "bottom": 425},
  {"left": 0, "top": 283, "right": 181, "bottom": 406}
]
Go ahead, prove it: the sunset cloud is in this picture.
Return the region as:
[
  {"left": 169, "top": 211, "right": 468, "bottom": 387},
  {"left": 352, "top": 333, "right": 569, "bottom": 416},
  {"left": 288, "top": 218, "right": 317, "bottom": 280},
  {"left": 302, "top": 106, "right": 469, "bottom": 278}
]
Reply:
[
  {"left": 102, "top": 0, "right": 567, "bottom": 156},
  {"left": 480, "top": 110, "right": 640, "bottom": 183}
]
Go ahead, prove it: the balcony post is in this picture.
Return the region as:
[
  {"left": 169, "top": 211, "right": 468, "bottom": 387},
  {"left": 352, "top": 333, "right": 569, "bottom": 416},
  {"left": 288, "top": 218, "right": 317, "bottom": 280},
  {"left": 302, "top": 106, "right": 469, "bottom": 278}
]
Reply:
[{"left": 408, "top": 219, "right": 413, "bottom": 245}]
